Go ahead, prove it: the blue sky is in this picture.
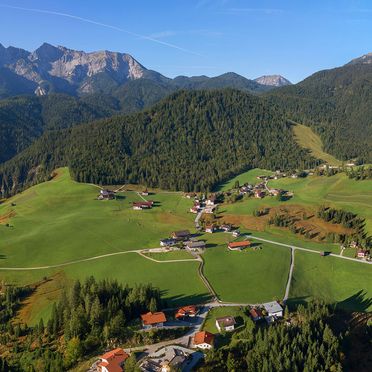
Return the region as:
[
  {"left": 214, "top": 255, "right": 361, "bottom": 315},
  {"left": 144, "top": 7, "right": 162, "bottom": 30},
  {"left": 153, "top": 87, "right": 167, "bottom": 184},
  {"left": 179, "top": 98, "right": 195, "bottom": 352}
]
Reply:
[{"left": 0, "top": 0, "right": 371, "bottom": 82}]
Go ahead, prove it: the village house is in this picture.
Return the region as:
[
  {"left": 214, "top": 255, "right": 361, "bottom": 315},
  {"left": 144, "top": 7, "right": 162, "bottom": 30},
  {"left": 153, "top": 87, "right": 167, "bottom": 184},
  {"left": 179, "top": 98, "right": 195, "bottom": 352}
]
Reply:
[
  {"left": 189, "top": 206, "right": 200, "bottom": 214},
  {"left": 98, "top": 348, "right": 129, "bottom": 372},
  {"left": 175, "top": 305, "right": 198, "bottom": 319},
  {"left": 185, "top": 240, "right": 206, "bottom": 251},
  {"left": 205, "top": 195, "right": 217, "bottom": 206},
  {"left": 132, "top": 201, "right": 153, "bottom": 210},
  {"left": 220, "top": 224, "right": 232, "bottom": 232},
  {"left": 160, "top": 238, "right": 177, "bottom": 247},
  {"left": 141, "top": 188, "right": 149, "bottom": 196},
  {"left": 205, "top": 225, "right": 216, "bottom": 233},
  {"left": 350, "top": 241, "right": 359, "bottom": 248},
  {"left": 193, "top": 331, "right": 214, "bottom": 349},
  {"left": 172, "top": 230, "right": 191, "bottom": 240},
  {"left": 250, "top": 308, "right": 263, "bottom": 322},
  {"left": 232, "top": 230, "right": 240, "bottom": 238},
  {"left": 141, "top": 311, "right": 167, "bottom": 329},
  {"left": 204, "top": 205, "right": 217, "bottom": 214},
  {"left": 269, "top": 189, "right": 283, "bottom": 196},
  {"left": 185, "top": 192, "right": 197, "bottom": 199},
  {"left": 263, "top": 301, "right": 283, "bottom": 318},
  {"left": 228, "top": 240, "right": 251, "bottom": 251},
  {"left": 254, "top": 190, "right": 265, "bottom": 199},
  {"left": 357, "top": 249, "right": 370, "bottom": 259},
  {"left": 215, "top": 316, "right": 236, "bottom": 332},
  {"left": 98, "top": 189, "right": 115, "bottom": 200}
]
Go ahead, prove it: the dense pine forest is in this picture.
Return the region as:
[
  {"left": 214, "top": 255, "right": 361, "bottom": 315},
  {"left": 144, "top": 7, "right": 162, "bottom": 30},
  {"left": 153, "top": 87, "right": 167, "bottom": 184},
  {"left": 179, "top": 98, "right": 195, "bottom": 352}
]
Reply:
[
  {"left": 266, "top": 62, "right": 372, "bottom": 163},
  {"left": 200, "top": 302, "right": 343, "bottom": 371},
  {"left": 0, "top": 89, "right": 319, "bottom": 195}
]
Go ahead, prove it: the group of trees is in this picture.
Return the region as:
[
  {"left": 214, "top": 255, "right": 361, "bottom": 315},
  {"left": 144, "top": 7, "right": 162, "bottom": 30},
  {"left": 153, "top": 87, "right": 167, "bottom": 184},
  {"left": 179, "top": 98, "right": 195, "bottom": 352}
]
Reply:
[
  {"left": 201, "top": 302, "right": 342, "bottom": 372},
  {"left": 317, "top": 206, "right": 371, "bottom": 247},
  {"left": 0, "top": 278, "right": 163, "bottom": 370},
  {"left": 0, "top": 89, "right": 321, "bottom": 196},
  {"left": 346, "top": 166, "right": 372, "bottom": 180}
]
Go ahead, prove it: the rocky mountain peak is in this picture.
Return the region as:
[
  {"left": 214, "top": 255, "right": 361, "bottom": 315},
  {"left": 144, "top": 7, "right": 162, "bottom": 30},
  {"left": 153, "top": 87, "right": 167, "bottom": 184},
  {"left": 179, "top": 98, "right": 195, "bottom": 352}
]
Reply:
[
  {"left": 347, "top": 52, "right": 372, "bottom": 65},
  {"left": 254, "top": 75, "right": 292, "bottom": 87}
]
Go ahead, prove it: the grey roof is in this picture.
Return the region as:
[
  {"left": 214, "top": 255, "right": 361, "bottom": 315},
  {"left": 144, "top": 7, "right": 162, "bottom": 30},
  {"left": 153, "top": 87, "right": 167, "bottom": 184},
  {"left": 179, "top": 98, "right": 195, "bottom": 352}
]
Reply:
[
  {"left": 186, "top": 241, "right": 206, "bottom": 249},
  {"left": 263, "top": 301, "right": 283, "bottom": 314}
]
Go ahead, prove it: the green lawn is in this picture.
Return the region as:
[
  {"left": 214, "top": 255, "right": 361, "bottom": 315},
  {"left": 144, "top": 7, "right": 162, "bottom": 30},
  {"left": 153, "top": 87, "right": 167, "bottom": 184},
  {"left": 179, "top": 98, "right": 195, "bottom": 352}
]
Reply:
[
  {"left": 202, "top": 306, "right": 247, "bottom": 333},
  {"left": 289, "top": 250, "right": 372, "bottom": 312},
  {"left": 203, "top": 244, "right": 291, "bottom": 303},
  {"left": 144, "top": 250, "right": 195, "bottom": 261}
]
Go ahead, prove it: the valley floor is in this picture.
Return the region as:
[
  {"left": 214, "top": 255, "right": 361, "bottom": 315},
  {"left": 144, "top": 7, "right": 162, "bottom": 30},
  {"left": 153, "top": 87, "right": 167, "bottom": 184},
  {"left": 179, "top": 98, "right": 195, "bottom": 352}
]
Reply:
[{"left": 0, "top": 168, "right": 371, "bottom": 325}]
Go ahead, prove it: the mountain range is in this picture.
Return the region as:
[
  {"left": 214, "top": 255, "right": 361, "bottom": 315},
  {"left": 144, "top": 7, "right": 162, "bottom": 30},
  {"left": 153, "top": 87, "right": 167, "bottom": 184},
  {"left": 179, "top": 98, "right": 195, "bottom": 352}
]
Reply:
[
  {"left": 0, "top": 42, "right": 290, "bottom": 98},
  {"left": 0, "top": 44, "right": 371, "bottom": 195}
]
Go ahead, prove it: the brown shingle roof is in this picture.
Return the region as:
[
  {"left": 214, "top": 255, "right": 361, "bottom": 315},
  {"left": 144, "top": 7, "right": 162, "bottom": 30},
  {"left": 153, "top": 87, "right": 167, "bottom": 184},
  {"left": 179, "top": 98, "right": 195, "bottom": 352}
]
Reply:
[
  {"left": 228, "top": 241, "right": 251, "bottom": 248},
  {"left": 216, "top": 316, "right": 236, "bottom": 327}
]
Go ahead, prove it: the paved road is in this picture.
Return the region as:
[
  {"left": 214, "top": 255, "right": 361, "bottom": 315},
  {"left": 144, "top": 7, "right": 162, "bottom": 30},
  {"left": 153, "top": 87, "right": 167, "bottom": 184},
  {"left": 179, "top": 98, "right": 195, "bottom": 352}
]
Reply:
[
  {"left": 283, "top": 247, "right": 295, "bottom": 302},
  {"left": 0, "top": 248, "right": 196, "bottom": 271},
  {"left": 249, "top": 235, "right": 372, "bottom": 265}
]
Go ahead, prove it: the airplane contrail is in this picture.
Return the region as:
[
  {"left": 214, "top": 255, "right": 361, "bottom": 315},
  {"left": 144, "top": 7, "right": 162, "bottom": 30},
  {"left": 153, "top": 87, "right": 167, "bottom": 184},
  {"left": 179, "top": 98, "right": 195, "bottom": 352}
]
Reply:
[{"left": 0, "top": 4, "right": 203, "bottom": 56}]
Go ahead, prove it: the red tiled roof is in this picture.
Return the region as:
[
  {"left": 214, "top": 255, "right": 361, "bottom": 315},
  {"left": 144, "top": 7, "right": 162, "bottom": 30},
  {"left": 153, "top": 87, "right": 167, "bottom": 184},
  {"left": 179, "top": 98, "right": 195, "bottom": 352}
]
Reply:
[
  {"left": 194, "top": 331, "right": 214, "bottom": 345},
  {"left": 99, "top": 348, "right": 129, "bottom": 372},
  {"left": 141, "top": 311, "right": 167, "bottom": 325},
  {"left": 228, "top": 241, "right": 251, "bottom": 248},
  {"left": 175, "top": 305, "right": 197, "bottom": 318},
  {"left": 250, "top": 308, "right": 263, "bottom": 319}
]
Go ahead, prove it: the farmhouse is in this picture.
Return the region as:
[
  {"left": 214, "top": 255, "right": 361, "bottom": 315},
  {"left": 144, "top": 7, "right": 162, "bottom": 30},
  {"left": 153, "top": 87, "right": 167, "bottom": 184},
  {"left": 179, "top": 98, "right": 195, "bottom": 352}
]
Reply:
[
  {"left": 98, "top": 348, "right": 129, "bottom": 372},
  {"left": 254, "top": 190, "right": 265, "bottom": 199},
  {"left": 250, "top": 308, "right": 263, "bottom": 322},
  {"left": 175, "top": 305, "right": 198, "bottom": 319},
  {"left": 215, "top": 316, "right": 236, "bottom": 332},
  {"left": 205, "top": 225, "right": 216, "bottom": 233},
  {"left": 263, "top": 301, "right": 283, "bottom": 318},
  {"left": 269, "top": 189, "right": 282, "bottom": 196},
  {"left": 204, "top": 205, "right": 217, "bottom": 214},
  {"left": 357, "top": 249, "right": 370, "bottom": 258},
  {"left": 98, "top": 189, "right": 115, "bottom": 200},
  {"left": 193, "top": 331, "right": 214, "bottom": 349},
  {"left": 132, "top": 201, "right": 153, "bottom": 210},
  {"left": 228, "top": 241, "right": 251, "bottom": 251},
  {"left": 172, "top": 230, "right": 191, "bottom": 240},
  {"left": 232, "top": 230, "right": 240, "bottom": 238},
  {"left": 221, "top": 224, "right": 232, "bottom": 232},
  {"left": 141, "top": 311, "right": 167, "bottom": 329},
  {"left": 189, "top": 206, "right": 199, "bottom": 214},
  {"left": 160, "top": 238, "right": 177, "bottom": 247},
  {"left": 185, "top": 240, "right": 206, "bottom": 250},
  {"left": 141, "top": 188, "right": 149, "bottom": 196},
  {"left": 206, "top": 196, "right": 217, "bottom": 206}
]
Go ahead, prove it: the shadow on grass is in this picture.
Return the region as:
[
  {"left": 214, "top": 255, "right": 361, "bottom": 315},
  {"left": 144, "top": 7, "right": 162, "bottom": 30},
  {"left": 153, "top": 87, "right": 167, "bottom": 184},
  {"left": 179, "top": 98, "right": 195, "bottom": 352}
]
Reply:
[
  {"left": 0, "top": 254, "right": 6, "bottom": 259},
  {"left": 336, "top": 290, "right": 372, "bottom": 312},
  {"left": 286, "top": 290, "right": 372, "bottom": 313},
  {"left": 161, "top": 291, "right": 212, "bottom": 308}
]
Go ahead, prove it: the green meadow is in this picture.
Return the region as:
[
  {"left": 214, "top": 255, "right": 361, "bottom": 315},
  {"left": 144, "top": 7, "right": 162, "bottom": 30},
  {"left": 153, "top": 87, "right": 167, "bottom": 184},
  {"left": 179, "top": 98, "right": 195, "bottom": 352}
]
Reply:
[
  {"left": 202, "top": 306, "right": 247, "bottom": 333},
  {"left": 203, "top": 243, "right": 291, "bottom": 303},
  {"left": 0, "top": 167, "right": 371, "bottom": 325},
  {"left": 289, "top": 250, "right": 372, "bottom": 311}
]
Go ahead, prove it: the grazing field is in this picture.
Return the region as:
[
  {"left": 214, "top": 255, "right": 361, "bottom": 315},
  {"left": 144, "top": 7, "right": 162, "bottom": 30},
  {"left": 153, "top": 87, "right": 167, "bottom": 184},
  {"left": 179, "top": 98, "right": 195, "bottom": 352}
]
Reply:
[
  {"left": 220, "top": 171, "right": 372, "bottom": 235},
  {"left": 292, "top": 123, "right": 342, "bottom": 165},
  {"left": 202, "top": 306, "right": 247, "bottom": 333},
  {"left": 203, "top": 244, "right": 291, "bottom": 303},
  {"left": 289, "top": 250, "right": 372, "bottom": 312},
  {"left": 10, "top": 253, "right": 209, "bottom": 325},
  {"left": 0, "top": 168, "right": 194, "bottom": 268}
]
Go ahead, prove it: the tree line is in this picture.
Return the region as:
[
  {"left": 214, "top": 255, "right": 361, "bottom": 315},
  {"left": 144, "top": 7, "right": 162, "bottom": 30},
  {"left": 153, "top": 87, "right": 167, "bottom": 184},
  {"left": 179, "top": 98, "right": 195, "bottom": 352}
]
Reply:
[{"left": 0, "top": 89, "right": 320, "bottom": 196}]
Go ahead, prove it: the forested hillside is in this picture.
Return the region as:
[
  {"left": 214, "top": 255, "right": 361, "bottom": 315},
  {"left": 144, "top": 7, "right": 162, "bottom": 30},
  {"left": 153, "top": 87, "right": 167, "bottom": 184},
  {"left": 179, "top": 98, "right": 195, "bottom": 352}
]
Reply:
[
  {"left": 267, "top": 62, "right": 372, "bottom": 162},
  {"left": 0, "top": 89, "right": 319, "bottom": 195}
]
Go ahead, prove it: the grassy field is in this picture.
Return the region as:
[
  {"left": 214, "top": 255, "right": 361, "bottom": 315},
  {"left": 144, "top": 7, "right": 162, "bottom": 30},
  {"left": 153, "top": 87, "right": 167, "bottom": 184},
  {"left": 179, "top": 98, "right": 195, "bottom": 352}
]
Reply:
[
  {"left": 143, "top": 250, "right": 195, "bottom": 261},
  {"left": 0, "top": 166, "right": 371, "bottom": 326},
  {"left": 292, "top": 123, "right": 342, "bottom": 166},
  {"left": 289, "top": 250, "right": 372, "bottom": 311},
  {"left": 0, "top": 168, "right": 194, "bottom": 268},
  {"left": 202, "top": 306, "right": 247, "bottom": 333},
  {"left": 203, "top": 243, "right": 291, "bottom": 303}
]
